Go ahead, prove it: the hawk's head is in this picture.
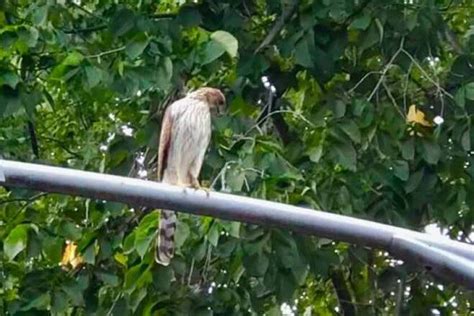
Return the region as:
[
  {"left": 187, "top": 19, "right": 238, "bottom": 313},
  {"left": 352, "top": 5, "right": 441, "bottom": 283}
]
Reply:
[{"left": 189, "top": 87, "right": 226, "bottom": 114}]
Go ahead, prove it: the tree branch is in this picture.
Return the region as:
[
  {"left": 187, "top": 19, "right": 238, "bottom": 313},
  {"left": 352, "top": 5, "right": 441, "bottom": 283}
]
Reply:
[
  {"left": 254, "top": 0, "right": 299, "bottom": 53},
  {"left": 331, "top": 268, "right": 356, "bottom": 316},
  {"left": 86, "top": 46, "right": 126, "bottom": 59},
  {"left": 27, "top": 121, "right": 40, "bottom": 159},
  {"left": 63, "top": 24, "right": 107, "bottom": 34},
  {"left": 0, "top": 192, "right": 48, "bottom": 206}
]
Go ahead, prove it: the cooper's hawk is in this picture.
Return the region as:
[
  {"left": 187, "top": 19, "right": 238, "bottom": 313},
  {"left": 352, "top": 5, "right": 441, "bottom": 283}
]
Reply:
[{"left": 156, "top": 87, "right": 226, "bottom": 265}]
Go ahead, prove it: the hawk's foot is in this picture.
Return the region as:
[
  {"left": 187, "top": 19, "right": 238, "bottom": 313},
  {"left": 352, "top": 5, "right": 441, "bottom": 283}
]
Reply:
[{"left": 190, "top": 183, "right": 210, "bottom": 197}]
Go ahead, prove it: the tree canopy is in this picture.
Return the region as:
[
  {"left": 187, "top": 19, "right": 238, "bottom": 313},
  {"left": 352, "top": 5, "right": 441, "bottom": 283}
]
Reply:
[{"left": 1, "top": 0, "right": 473, "bottom": 314}]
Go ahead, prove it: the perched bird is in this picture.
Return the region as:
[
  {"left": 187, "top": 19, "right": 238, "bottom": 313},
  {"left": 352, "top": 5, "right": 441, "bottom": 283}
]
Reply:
[{"left": 156, "top": 87, "right": 226, "bottom": 265}]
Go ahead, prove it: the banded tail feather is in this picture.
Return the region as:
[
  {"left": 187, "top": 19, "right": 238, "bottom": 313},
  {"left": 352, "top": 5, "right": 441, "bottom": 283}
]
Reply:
[{"left": 155, "top": 209, "right": 177, "bottom": 265}]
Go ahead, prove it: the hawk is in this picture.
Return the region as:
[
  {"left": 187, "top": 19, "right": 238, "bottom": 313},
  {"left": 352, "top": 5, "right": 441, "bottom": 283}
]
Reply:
[{"left": 156, "top": 87, "right": 226, "bottom": 265}]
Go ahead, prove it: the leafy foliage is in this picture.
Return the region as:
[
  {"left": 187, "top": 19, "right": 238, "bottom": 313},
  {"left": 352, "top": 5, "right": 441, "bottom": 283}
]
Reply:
[{"left": 1, "top": 0, "right": 474, "bottom": 315}]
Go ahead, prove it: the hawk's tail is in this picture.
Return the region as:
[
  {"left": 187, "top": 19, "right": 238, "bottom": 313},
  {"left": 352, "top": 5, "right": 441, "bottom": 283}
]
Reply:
[{"left": 155, "top": 210, "right": 177, "bottom": 266}]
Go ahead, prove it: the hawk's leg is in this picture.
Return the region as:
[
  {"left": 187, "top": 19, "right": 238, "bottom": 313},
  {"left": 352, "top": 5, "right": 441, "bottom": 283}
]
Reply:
[{"left": 189, "top": 176, "right": 210, "bottom": 197}]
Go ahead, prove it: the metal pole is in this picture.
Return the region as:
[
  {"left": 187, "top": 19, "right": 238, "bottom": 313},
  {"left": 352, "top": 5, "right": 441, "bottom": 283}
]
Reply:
[
  {"left": 390, "top": 235, "right": 474, "bottom": 289},
  {"left": 1, "top": 159, "right": 473, "bottom": 287}
]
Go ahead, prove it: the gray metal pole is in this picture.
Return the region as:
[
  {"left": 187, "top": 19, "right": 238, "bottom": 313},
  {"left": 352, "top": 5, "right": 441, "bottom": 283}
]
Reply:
[
  {"left": 1, "top": 159, "right": 473, "bottom": 287},
  {"left": 390, "top": 235, "right": 474, "bottom": 289}
]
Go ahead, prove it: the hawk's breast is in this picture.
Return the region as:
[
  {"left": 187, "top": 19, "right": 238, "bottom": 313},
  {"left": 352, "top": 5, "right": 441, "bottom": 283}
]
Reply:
[{"left": 165, "top": 98, "right": 211, "bottom": 184}]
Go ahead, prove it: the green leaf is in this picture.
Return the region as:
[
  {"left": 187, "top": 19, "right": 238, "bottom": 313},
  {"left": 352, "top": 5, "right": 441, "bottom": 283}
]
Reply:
[
  {"left": 455, "top": 87, "right": 465, "bottom": 108},
  {"left": 207, "top": 223, "right": 220, "bottom": 247},
  {"left": 307, "top": 145, "right": 323, "bottom": 163},
  {"left": 421, "top": 140, "right": 441, "bottom": 164},
  {"left": 4, "top": 224, "right": 29, "bottom": 260},
  {"left": 333, "top": 100, "right": 346, "bottom": 118},
  {"left": 210, "top": 30, "right": 238, "bottom": 58},
  {"left": 339, "top": 120, "right": 361, "bottom": 143},
  {"left": 401, "top": 138, "right": 414, "bottom": 160},
  {"left": 123, "top": 231, "right": 136, "bottom": 254},
  {"left": 405, "top": 170, "right": 423, "bottom": 193},
  {"left": 267, "top": 305, "right": 283, "bottom": 316},
  {"left": 96, "top": 271, "right": 119, "bottom": 286},
  {"left": 63, "top": 51, "right": 84, "bottom": 66},
  {"left": 177, "top": 6, "right": 202, "bottom": 27},
  {"left": 295, "top": 37, "right": 313, "bottom": 68},
  {"left": 0, "top": 93, "right": 21, "bottom": 117},
  {"left": 243, "top": 253, "right": 269, "bottom": 276},
  {"left": 110, "top": 8, "right": 135, "bottom": 37},
  {"left": 83, "top": 244, "right": 95, "bottom": 265},
  {"left": 229, "top": 222, "right": 240, "bottom": 238},
  {"left": 126, "top": 34, "right": 149, "bottom": 59},
  {"left": 310, "top": 249, "right": 339, "bottom": 277},
  {"left": 349, "top": 14, "right": 371, "bottom": 30},
  {"left": 42, "top": 236, "right": 63, "bottom": 262},
  {"left": 227, "top": 167, "right": 246, "bottom": 192},
  {"left": 465, "top": 82, "right": 474, "bottom": 100},
  {"left": 134, "top": 212, "right": 159, "bottom": 258},
  {"left": 32, "top": 5, "right": 48, "bottom": 26},
  {"left": 18, "top": 26, "right": 39, "bottom": 48},
  {"left": 0, "top": 70, "right": 20, "bottom": 88},
  {"left": 461, "top": 129, "right": 471, "bottom": 151},
  {"left": 332, "top": 141, "right": 357, "bottom": 171},
  {"left": 21, "top": 292, "right": 50, "bottom": 311},
  {"left": 125, "top": 263, "right": 152, "bottom": 293},
  {"left": 152, "top": 265, "right": 173, "bottom": 292},
  {"left": 175, "top": 220, "right": 190, "bottom": 249},
  {"left": 58, "top": 221, "right": 82, "bottom": 240},
  {"left": 51, "top": 291, "right": 68, "bottom": 314},
  {"left": 50, "top": 51, "right": 84, "bottom": 80},
  {"left": 276, "top": 272, "right": 298, "bottom": 302},
  {"left": 201, "top": 40, "right": 226, "bottom": 65},
  {"left": 135, "top": 232, "right": 155, "bottom": 258},
  {"left": 84, "top": 65, "right": 103, "bottom": 88},
  {"left": 156, "top": 57, "right": 173, "bottom": 89},
  {"left": 359, "top": 22, "right": 380, "bottom": 52},
  {"left": 393, "top": 160, "right": 409, "bottom": 181},
  {"left": 21, "top": 89, "right": 42, "bottom": 118},
  {"left": 62, "top": 280, "right": 85, "bottom": 306},
  {"left": 125, "top": 264, "right": 144, "bottom": 292}
]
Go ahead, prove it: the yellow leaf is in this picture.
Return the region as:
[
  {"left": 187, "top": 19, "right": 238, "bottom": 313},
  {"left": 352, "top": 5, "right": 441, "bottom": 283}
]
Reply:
[
  {"left": 60, "top": 241, "right": 84, "bottom": 269},
  {"left": 406, "top": 104, "right": 432, "bottom": 127},
  {"left": 114, "top": 252, "right": 128, "bottom": 266}
]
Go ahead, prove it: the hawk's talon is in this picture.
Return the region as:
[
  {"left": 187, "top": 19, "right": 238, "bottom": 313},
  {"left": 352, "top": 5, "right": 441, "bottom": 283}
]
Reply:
[{"left": 191, "top": 184, "right": 210, "bottom": 197}]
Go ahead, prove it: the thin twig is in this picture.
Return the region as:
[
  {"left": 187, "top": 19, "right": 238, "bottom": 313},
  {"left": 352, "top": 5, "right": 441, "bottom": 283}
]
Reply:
[
  {"left": 86, "top": 46, "right": 126, "bottom": 59},
  {"left": 201, "top": 243, "right": 212, "bottom": 283},
  {"left": 0, "top": 192, "right": 48, "bottom": 206},
  {"left": 368, "top": 38, "right": 405, "bottom": 101},
  {"left": 254, "top": 0, "right": 299, "bottom": 53},
  {"left": 106, "top": 293, "right": 122, "bottom": 316},
  {"left": 402, "top": 61, "right": 414, "bottom": 113},
  {"left": 63, "top": 24, "right": 107, "bottom": 34},
  {"left": 394, "top": 277, "right": 405, "bottom": 315},
  {"left": 149, "top": 13, "right": 177, "bottom": 20},
  {"left": 210, "top": 161, "right": 238, "bottom": 190},
  {"left": 4, "top": 193, "right": 49, "bottom": 221},
  {"left": 69, "top": 2, "right": 107, "bottom": 21},
  {"left": 349, "top": 71, "right": 382, "bottom": 94},
  {"left": 246, "top": 109, "right": 315, "bottom": 137},
  {"left": 401, "top": 49, "right": 454, "bottom": 99},
  {"left": 382, "top": 80, "right": 405, "bottom": 118},
  {"left": 187, "top": 258, "right": 195, "bottom": 286},
  {"left": 40, "top": 135, "right": 82, "bottom": 159}
]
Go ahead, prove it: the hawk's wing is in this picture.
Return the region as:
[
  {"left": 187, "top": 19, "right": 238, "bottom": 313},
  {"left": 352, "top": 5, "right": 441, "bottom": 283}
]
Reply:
[{"left": 157, "top": 106, "right": 173, "bottom": 181}]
